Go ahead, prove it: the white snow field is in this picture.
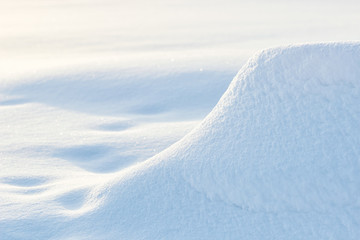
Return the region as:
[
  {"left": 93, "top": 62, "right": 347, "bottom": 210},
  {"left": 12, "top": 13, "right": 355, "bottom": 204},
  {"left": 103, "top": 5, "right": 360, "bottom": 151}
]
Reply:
[{"left": 1, "top": 42, "right": 360, "bottom": 239}]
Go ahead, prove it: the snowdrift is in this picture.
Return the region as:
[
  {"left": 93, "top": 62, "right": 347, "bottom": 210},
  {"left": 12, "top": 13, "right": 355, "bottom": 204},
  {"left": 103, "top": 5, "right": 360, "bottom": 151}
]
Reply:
[{"left": 2, "top": 43, "right": 360, "bottom": 239}]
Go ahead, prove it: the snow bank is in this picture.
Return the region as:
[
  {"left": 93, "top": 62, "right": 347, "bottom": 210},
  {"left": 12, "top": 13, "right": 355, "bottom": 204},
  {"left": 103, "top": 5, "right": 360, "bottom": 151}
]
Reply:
[
  {"left": 2, "top": 43, "right": 360, "bottom": 239},
  {"left": 180, "top": 43, "right": 360, "bottom": 212}
]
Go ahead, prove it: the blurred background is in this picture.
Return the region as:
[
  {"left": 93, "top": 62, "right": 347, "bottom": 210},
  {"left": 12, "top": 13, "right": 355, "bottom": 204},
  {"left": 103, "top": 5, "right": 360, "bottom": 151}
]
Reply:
[{"left": 1, "top": 0, "right": 360, "bottom": 79}]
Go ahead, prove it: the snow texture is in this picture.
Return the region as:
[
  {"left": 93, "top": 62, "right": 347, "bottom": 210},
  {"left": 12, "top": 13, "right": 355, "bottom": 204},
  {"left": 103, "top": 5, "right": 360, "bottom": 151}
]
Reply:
[{"left": 1, "top": 43, "right": 360, "bottom": 239}]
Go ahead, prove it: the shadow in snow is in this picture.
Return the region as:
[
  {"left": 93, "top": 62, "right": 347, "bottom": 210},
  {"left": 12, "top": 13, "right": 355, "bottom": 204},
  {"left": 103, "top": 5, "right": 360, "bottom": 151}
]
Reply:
[
  {"left": 0, "top": 98, "right": 29, "bottom": 106},
  {"left": 2, "top": 70, "right": 234, "bottom": 119},
  {"left": 95, "top": 120, "right": 135, "bottom": 132},
  {"left": 1, "top": 176, "right": 49, "bottom": 187},
  {"left": 55, "top": 188, "right": 88, "bottom": 210},
  {"left": 53, "top": 145, "right": 138, "bottom": 173}
]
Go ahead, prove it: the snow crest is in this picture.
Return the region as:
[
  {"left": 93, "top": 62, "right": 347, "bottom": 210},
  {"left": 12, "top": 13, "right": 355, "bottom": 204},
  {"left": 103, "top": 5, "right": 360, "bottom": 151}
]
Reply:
[
  {"left": 179, "top": 43, "right": 360, "bottom": 212},
  {"left": 97, "top": 43, "right": 360, "bottom": 239},
  {"left": 2, "top": 43, "right": 360, "bottom": 239}
]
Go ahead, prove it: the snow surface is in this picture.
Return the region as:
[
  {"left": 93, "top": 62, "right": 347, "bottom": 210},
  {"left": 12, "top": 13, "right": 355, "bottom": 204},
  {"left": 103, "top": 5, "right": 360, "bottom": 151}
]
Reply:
[
  {"left": 1, "top": 43, "right": 360, "bottom": 239},
  {"left": 2, "top": 0, "right": 360, "bottom": 79}
]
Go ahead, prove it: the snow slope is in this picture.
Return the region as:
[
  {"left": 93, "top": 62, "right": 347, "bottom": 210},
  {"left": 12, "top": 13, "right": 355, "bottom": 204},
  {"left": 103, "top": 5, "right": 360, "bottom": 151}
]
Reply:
[{"left": 1, "top": 43, "right": 360, "bottom": 239}]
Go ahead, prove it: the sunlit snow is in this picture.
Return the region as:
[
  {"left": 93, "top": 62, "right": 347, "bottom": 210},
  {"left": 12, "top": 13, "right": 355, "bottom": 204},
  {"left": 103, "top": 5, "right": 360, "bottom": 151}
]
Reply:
[{"left": 1, "top": 0, "right": 360, "bottom": 239}]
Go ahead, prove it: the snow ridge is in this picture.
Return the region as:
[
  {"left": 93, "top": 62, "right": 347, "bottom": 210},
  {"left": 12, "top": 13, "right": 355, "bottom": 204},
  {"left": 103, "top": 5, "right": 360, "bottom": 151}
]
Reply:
[
  {"left": 95, "top": 43, "right": 360, "bottom": 239},
  {"left": 2, "top": 43, "right": 360, "bottom": 239},
  {"left": 179, "top": 43, "right": 360, "bottom": 212}
]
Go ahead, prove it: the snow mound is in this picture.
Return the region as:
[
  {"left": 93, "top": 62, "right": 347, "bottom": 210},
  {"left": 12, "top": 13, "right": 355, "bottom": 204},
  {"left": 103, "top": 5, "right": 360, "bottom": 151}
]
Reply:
[
  {"left": 80, "top": 43, "right": 359, "bottom": 239},
  {"left": 2, "top": 43, "right": 360, "bottom": 239},
  {"left": 178, "top": 42, "right": 360, "bottom": 212},
  {"left": 101, "top": 43, "right": 360, "bottom": 239}
]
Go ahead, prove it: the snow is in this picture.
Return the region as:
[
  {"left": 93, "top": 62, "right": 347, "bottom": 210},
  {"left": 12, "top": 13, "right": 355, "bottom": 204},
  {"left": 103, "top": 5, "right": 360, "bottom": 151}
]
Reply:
[
  {"left": 1, "top": 42, "right": 359, "bottom": 239},
  {"left": 0, "top": 69, "right": 231, "bottom": 221},
  {"left": 2, "top": 0, "right": 360, "bottom": 80}
]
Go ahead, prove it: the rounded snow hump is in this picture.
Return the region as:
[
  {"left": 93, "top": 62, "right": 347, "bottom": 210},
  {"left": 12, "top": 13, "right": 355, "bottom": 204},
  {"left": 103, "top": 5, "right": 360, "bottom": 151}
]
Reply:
[
  {"left": 4, "top": 43, "right": 360, "bottom": 240},
  {"left": 92, "top": 42, "right": 360, "bottom": 239}
]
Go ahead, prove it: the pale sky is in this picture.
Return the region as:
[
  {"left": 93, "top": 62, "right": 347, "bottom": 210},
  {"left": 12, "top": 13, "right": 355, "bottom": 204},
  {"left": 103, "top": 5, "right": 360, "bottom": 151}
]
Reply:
[{"left": 1, "top": 0, "right": 360, "bottom": 78}]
